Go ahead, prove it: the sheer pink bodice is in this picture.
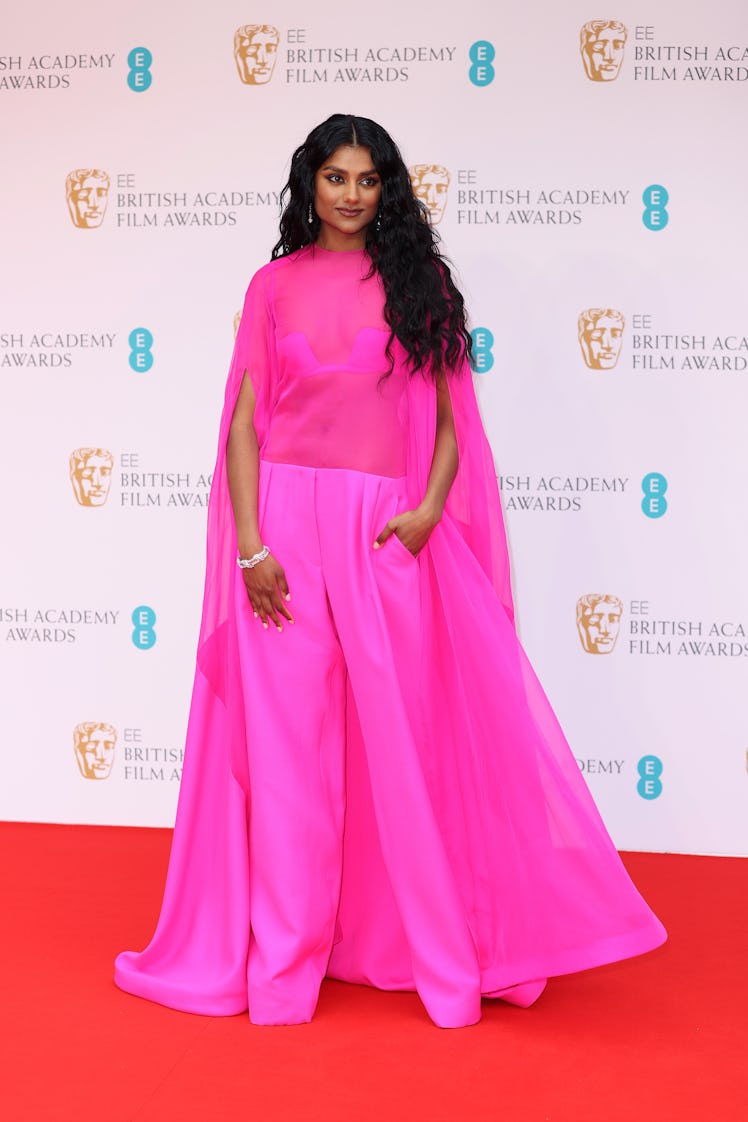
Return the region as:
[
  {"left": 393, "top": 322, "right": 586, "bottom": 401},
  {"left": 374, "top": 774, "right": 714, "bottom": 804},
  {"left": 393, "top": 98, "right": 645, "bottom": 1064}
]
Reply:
[{"left": 257, "top": 245, "right": 409, "bottom": 477}]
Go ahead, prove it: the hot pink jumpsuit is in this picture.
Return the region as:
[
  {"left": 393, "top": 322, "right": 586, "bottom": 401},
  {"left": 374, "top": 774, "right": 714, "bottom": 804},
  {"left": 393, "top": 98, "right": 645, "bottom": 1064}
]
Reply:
[{"left": 115, "top": 245, "right": 666, "bottom": 1027}]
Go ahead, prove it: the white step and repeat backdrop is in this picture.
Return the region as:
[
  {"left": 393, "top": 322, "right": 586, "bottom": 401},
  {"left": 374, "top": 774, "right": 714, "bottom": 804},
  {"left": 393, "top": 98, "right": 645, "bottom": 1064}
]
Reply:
[{"left": 2, "top": 1, "right": 747, "bottom": 855}]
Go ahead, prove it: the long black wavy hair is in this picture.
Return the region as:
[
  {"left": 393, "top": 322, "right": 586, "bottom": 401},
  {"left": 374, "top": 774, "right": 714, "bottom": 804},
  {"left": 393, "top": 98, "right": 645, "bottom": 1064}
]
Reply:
[{"left": 271, "top": 114, "right": 472, "bottom": 378}]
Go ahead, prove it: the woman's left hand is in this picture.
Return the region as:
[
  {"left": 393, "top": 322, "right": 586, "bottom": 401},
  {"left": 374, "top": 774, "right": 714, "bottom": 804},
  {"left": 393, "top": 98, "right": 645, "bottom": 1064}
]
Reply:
[{"left": 373, "top": 504, "right": 439, "bottom": 558}]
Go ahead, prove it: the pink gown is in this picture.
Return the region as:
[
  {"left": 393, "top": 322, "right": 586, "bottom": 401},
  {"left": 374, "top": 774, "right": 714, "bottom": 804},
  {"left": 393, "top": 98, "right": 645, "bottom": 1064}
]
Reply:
[{"left": 114, "top": 245, "right": 666, "bottom": 1027}]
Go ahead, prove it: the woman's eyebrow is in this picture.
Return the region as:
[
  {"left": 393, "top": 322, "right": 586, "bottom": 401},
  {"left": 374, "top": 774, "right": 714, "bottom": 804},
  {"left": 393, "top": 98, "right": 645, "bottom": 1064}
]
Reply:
[{"left": 322, "top": 164, "right": 378, "bottom": 176}]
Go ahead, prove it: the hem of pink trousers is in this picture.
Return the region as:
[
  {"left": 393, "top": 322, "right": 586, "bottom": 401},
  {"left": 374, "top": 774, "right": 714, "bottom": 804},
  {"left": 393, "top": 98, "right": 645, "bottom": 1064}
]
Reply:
[{"left": 114, "top": 917, "right": 665, "bottom": 1022}]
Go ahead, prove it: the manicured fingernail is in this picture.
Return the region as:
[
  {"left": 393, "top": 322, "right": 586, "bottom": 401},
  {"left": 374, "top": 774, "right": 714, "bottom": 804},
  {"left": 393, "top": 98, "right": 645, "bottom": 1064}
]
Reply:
[
  {"left": 262, "top": 621, "right": 269, "bottom": 630},
  {"left": 253, "top": 610, "right": 258, "bottom": 618},
  {"left": 285, "top": 593, "right": 291, "bottom": 602},
  {"left": 288, "top": 618, "right": 295, "bottom": 625},
  {"left": 276, "top": 625, "right": 283, "bottom": 633},
  {"left": 372, "top": 542, "right": 380, "bottom": 550}
]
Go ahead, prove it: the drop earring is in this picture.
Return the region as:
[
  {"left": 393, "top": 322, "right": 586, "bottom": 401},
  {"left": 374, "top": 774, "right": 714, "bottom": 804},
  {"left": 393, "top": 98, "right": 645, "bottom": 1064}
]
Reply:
[{"left": 307, "top": 203, "right": 314, "bottom": 225}]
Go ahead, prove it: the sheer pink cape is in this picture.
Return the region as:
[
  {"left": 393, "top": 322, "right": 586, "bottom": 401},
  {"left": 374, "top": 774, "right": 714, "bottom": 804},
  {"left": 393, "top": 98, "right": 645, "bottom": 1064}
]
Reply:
[{"left": 114, "top": 265, "right": 665, "bottom": 1014}]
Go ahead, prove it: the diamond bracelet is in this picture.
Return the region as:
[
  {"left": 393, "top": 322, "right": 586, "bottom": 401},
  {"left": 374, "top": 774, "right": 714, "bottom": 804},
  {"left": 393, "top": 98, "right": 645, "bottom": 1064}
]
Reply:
[{"left": 236, "top": 545, "right": 270, "bottom": 569}]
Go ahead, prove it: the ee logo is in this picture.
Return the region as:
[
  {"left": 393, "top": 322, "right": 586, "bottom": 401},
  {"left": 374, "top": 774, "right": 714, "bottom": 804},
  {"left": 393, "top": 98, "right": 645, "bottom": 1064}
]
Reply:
[
  {"left": 642, "top": 184, "right": 669, "bottom": 231},
  {"left": 641, "top": 472, "right": 668, "bottom": 518},
  {"left": 470, "top": 327, "right": 495, "bottom": 374},
  {"left": 127, "top": 47, "right": 153, "bottom": 92},
  {"left": 469, "top": 41, "right": 495, "bottom": 86},
  {"left": 131, "top": 605, "right": 157, "bottom": 649},
  {"left": 129, "top": 328, "right": 154, "bottom": 372},
  {"left": 637, "top": 755, "right": 663, "bottom": 800}
]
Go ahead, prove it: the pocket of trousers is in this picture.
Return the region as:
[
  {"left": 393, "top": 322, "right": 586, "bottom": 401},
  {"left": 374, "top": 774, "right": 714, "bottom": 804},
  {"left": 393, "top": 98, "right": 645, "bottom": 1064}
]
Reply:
[{"left": 387, "top": 496, "right": 418, "bottom": 562}]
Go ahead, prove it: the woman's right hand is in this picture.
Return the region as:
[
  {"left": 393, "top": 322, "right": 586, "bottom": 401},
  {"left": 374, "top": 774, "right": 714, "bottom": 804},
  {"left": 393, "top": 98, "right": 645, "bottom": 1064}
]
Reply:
[{"left": 241, "top": 553, "right": 294, "bottom": 632}]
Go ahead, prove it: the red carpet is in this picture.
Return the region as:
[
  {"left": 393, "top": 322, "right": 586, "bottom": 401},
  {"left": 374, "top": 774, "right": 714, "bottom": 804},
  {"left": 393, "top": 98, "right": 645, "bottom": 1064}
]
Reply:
[{"left": 1, "top": 823, "right": 745, "bottom": 1122}]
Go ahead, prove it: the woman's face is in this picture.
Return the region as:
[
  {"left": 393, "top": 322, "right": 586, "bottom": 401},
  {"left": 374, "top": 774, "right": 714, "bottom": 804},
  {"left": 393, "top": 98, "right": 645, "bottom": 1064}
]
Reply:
[{"left": 313, "top": 145, "right": 381, "bottom": 250}]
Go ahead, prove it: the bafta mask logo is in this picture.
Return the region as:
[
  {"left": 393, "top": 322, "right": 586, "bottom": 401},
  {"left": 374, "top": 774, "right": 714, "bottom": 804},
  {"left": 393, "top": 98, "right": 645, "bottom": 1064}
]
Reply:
[
  {"left": 234, "top": 24, "right": 280, "bottom": 84},
  {"left": 576, "top": 594, "right": 623, "bottom": 655},
  {"left": 65, "top": 169, "right": 110, "bottom": 229},
  {"left": 74, "top": 722, "right": 117, "bottom": 780},
  {"left": 580, "top": 20, "right": 628, "bottom": 82},
  {"left": 69, "top": 447, "right": 114, "bottom": 507},
  {"left": 409, "top": 164, "right": 451, "bottom": 225},
  {"left": 578, "top": 308, "right": 625, "bottom": 371}
]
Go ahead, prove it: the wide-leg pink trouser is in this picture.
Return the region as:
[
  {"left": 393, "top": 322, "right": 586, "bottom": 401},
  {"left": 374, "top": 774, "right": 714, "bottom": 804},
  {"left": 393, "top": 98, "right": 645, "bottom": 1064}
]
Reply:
[{"left": 234, "top": 460, "right": 481, "bottom": 1028}]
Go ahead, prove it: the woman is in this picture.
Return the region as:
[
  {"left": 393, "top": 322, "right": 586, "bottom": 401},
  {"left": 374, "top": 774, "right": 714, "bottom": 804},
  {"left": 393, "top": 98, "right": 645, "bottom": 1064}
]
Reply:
[{"left": 115, "top": 115, "right": 666, "bottom": 1029}]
